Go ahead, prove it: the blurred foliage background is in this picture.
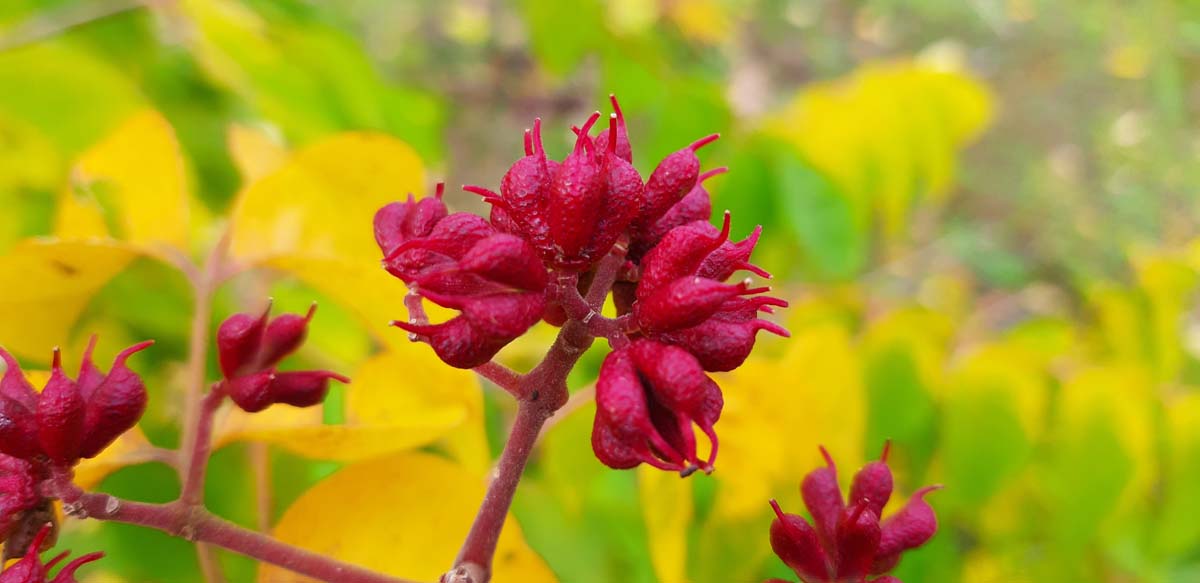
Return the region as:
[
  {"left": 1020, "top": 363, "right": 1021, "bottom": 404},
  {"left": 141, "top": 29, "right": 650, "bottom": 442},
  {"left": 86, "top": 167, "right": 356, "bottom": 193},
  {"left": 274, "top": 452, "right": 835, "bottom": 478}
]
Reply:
[{"left": 0, "top": 0, "right": 1198, "bottom": 582}]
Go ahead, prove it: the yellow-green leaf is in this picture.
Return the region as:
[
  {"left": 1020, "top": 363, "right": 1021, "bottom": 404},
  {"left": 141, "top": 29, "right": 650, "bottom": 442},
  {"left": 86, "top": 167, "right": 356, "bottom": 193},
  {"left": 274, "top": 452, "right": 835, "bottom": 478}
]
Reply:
[
  {"left": 229, "top": 132, "right": 425, "bottom": 265},
  {"left": 0, "top": 240, "right": 136, "bottom": 359},
  {"left": 55, "top": 110, "right": 190, "bottom": 252},
  {"left": 638, "top": 466, "right": 692, "bottom": 583},
  {"left": 262, "top": 452, "right": 555, "bottom": 583}
]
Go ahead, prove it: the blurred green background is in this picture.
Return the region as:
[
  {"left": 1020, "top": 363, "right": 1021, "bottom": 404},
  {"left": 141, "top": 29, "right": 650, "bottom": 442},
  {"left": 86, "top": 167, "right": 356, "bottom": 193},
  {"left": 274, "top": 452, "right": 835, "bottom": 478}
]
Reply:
[{"left": 1, "top": 0, "right": 1199, "bottom": 582}]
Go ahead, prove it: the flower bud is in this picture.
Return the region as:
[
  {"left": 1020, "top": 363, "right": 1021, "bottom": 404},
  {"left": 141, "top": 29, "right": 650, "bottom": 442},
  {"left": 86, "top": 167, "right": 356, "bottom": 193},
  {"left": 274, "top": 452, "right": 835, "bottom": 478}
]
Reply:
[
  {"left": 392, "top": 317, "right": 511, "bottom": 370},
  {"left": 633, "top": 277, "right": 754, "bottom": 335},
  {"left": 226, "top": 371, "right": 276, "bottom": 413},
  {"left": 35, "top": 350, "right": 84, "bottom": 464},
  {"left": 373, "top": 184, "right": 448, "bottom": 257},
  {"left": 270, "top": 371, "right": 350, "bottom": 409},
  {"left": 768, "top": 499, "right": 830, "bottom": 583},
  {"left": 257, "top": 303, "right": 316, "bottom": 368},
  {"left": 630, "top": 167, "right": 723, "bottom": 260},
  {"left": 801, "top": 446, "right": 844, "bottom": 545},
  {"left": 876, "top": 485, "right": 942, "bottom": 560},
  {"left": 458, "top": 234, "right": 548, "bottom": 292},
  {"left": 216, "top": 305, "right": 269, "bottom": 379},
  {"left": 636, "top": 214, "right": 730, "bottom": 299},
  {"left": 636, "top": 133, "right": 719, "bottom": 230},
  {"left": 849, "top": 441, "right": 894, "bottom": 519},
  {"left": 696, "top": 225, "right": 771, "bottom": 281},
  {"left": 548, "top": 112, "right": 606, "bottom": 264},
  {"left": 580, "top": 114, "right": 644, "bottom": 262},
  {"left": 655, "top": 296, "right": 789, "bottom": 372},
  {"left": 79, "top": 341, "right": 153, "bottom": 459},
  {"left": 837, "top": 501, "right": 882, "bottom": 579}
]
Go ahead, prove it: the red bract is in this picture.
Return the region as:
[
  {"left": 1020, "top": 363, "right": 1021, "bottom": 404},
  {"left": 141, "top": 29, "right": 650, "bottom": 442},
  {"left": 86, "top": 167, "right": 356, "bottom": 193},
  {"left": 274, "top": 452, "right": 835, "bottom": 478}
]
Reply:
[
  {"left": 0, "top": 524, "right": 102, "bottom": 583},
  {"left": 592, "top": 340, "right": 722, "bottom": 475},
  {"left": 0, "top": 340, "right": 152, "bottom": 466},
  {"left": 768, "top": 444, "right": 942, "bottom": 583},
  {"left": 216, "top": 304, "right": 349, "bottom": 413}
]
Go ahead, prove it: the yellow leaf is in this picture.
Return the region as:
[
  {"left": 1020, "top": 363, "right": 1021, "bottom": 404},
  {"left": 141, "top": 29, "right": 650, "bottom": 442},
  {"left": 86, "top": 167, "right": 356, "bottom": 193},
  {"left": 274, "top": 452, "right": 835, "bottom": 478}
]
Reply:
[
  {"left": 0, "top": 240, "right": 136, "bottom": 359},
  {"left": 638, "top": 466, "right": 692, "bottom": 583},
  {"left": 667, "top": 0, "right": 732, "bottom": 45},
  {"left": 262, "top": 452, "right": 555, "bottom": 583},
  {"left": 215, "top": 350, "right": 470, "bottom": 461},
  {"left": 229, "top": 132, "right": 425, "bottom": 265},
  {"left": 55, "top": 110, "right": 190, "bottom": 252},
  {"left": 73, "top": 426, "right": 163, "bottom": 489},
  {"left": 228, "top": 124, "right": 288, "bottom": 184},
  {"left": 348, "top": 346, "right": 491, "bottom": 473}
]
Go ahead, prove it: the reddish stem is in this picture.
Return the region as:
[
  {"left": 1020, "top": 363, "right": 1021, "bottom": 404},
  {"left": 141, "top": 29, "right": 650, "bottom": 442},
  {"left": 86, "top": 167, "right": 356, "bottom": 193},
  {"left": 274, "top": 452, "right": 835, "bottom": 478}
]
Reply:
[
  {"left": 473, "top": 362, "right": 524, "bottom": 397},
  {"left": 179, "top": 384, "right": 226, "bottom": 506},
  {"left": 64, "top": 492, "right": 413, "bottom": 583}
]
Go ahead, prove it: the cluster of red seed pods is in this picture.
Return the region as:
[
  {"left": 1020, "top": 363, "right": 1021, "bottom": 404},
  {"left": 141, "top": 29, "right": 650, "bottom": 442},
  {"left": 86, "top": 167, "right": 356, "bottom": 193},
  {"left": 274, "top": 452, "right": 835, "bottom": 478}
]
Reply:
[
  {"left": 216, "top": 302, "right": 350, "bottom": 412},
  {"left": 375, "top": 96, "right": 788, "bottom": 476},
  {"left": 0, "top": 340, "right": 152, "bottom": 467},
  {"left": 768, "top": 444, "right": 941, "bottom": 583}
]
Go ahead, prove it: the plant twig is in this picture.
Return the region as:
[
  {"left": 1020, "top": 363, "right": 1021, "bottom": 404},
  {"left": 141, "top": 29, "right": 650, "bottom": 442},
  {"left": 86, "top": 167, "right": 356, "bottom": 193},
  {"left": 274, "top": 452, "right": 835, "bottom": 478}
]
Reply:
[
  {"left": 473, "top": 361, "right": 524, "bottom": 397},
  {"left": 179, "top": 385, "right": 226, "bottom": 506},
  {"left": 58, "top": 489, "right": 414, "bottom": 583}
]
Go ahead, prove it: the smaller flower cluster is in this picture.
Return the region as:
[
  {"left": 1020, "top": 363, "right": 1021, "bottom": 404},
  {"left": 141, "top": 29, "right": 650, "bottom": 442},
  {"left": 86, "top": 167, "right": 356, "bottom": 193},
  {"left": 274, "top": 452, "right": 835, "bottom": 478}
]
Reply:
[
  {"left": 217, "top": 303, "right": 350, "bottom": 412},
  {"left": 768, "top": 444, "right": 940, "bottom": 583},
  {"left": 376, "top": 184, "right": 549, "bottom": 369},
  {"left": 0, "top": 339, "right": 152, "bottom": 467},
  {"left": 0, "top": 523, "right": 101, "bottom": 583}
]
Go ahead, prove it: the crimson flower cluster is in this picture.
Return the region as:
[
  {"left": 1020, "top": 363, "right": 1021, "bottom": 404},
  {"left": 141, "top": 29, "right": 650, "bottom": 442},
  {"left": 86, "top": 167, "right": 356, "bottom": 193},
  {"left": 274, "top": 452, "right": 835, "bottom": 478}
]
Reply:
[
  {"left": 0, "top": 524, "right": 101, "bottom": 583},
  {"left": 374, "top": 96, "right": 787, "bottom": 476},
  {"left": 216, "top": 303, "right": 350, "bottom": 412},
  {"left": 0, "top": 339, "right": 149, "bottom": 564},
  {"left": 768, "top": 444, "right": 941, "bottom": 583}
]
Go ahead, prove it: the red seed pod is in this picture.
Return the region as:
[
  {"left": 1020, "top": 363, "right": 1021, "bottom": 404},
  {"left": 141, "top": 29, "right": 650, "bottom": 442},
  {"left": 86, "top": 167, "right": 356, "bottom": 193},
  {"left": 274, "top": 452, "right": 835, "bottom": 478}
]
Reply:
[
  {"left": 225, "top": 371, "right": 275, "bottom": 413},
  {"left": 696, "top": 225, "right": 771, "bottom": 281},
  {"left": 35, "top": 350, "right": 84, "bottom": 464},
  {"left": 391, "top": 213, "right": 495, "bottom": 261},
  {"left": 0, "top": 349, "right": 38, "bottom": 410},
  {"left": 419, "top": 290, "right": 546, "bottom": 342},
  {"left": 75, "top": 337, "right": 105, "bottom": 401},
  {"left": 582, "top": 114, "right": 644, "bottom": 261},
  {"left": 458, "top": 234, "right": 549, "bottom": 292},
  {"left": 269, "top": 371, "right": 350, "bottom": 409},
  {"left": 631, "top": 340, "right": 722, "bottom": 471},
  {"left": 876, "top": 485, "right": 942, "bottom": 558},
  {"left": 655, "top": 296, "right": 789, "bottom": 372},
  {"left": 636, "top": 133, "right": 719, "bottom": 229},
  {"left": 391, "top": 317, "right": 510, "bottom": 369},
  {"left": 548, "top": 112, "right": 606, "bottom": 264},
  {"left": 631, "top": 167, "right": 723, "bottom": 260},
  {"left": 837, "top": 501, "right": 883, "bottom": 579},
  {"left": 0, "top": 398, "right": 40, "bottom": 460},
  {"left": 413, "top": 267, "right": 508, "bottom": 297},
  {"left": 216, "top": 304, "right": 269, "bottom": 379},
  {"left": 0, "top": 455, "right": 39, "bottom": 544},
  {"left": 593, "top": 349, "right": 684, "bottom": 467},
  {"left": 487, "top": 202, "right": 522, "bottom": 236},
  {"left": 492, "top": 118, "right": 557, "bottom": 252},
  {"left": 801, "top": 446, "right": 845, "bottom": 546},
  {"left": 373, "top": 183, "right": 448, "bottom": 256},
  {"left": 636, "top": 213, "right": 731, "bottom": 300},
  {"left": 768, "top": 499, "right": 830, "bottom": 583},
  {"left": 1, "top": 523, "right": 103, "bottom": 583},
  {"left": 849, "top": 441, "right": 895, "bottom": 520},
  {"left": 591, "top": 95, "right": 632, "bottom": 163},
  {"left": 633, "top": 277, "right": 749, "bottom": 334},
  {"left": 590, "top": 415, "right": 645, "bottom": 470},
  {"left": 257, "top": 304, "right": 316, "bottom": 369},
  {"left": 79, "top": 341, "right": 153, "bottom": 459}
]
